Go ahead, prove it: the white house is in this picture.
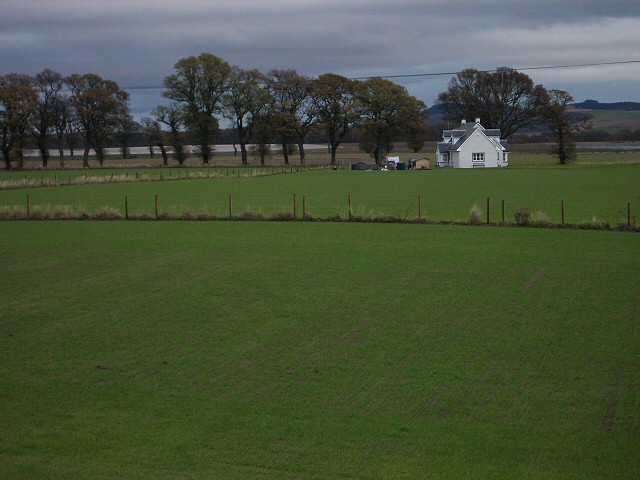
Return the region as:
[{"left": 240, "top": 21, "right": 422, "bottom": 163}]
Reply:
[{"left": 436, "top": 118, "right": 509, "bottom": 168}]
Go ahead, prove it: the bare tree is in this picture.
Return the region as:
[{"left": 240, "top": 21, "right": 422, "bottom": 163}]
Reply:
[
  {"left": 268, "top": 70, "right": 318, "bottom": 165},
  {"left": 223, "top": 67, "right": 272, "bottom": 166},
  {"left": 51, "top": 95, "right": 74, "bottom": 167},
  {"left": 153, "top": 103, "right": 186, "bottom": 165},
  {"left": 30, "top": 69, "right": 64, "bottom": 167},
  {"left": 141, "top": 116, "right": 169, "bottom": 166},
  {"left": 114, "top": 112, "right": 140, "bottom": 159},
  {"left": 543, "top": 90, "right": 591, "bottom": 165},
  {"left": 437, "top": 67, "right": 549, "bottom": 138}
]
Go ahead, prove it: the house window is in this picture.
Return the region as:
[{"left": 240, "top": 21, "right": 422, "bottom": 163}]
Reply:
[{"left": 472, "top": 153, "right": 484, "bottom": 163}]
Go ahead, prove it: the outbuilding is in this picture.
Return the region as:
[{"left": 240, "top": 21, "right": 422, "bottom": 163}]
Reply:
[{"left": 409, "top": 157, "right": 430, "bottom": 169}]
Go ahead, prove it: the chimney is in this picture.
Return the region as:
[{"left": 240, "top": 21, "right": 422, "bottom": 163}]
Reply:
[
  {"left": 461, "top": 119, "right": 466, "bottom": 124},
  {"left": 475, "top": 117, "right": 480, "bottom": 123}
]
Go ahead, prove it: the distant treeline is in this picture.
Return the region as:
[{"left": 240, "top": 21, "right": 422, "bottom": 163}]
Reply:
[{"left": 2, "top": 54, "right": 601, "bottom": 170}]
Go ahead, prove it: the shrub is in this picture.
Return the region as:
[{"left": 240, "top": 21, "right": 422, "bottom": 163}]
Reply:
[
  {"left": 531, "top": 211, "right": 551, "bottom": 226},
  {"left": 514, "top": 205, "right": 531, "bottom": 226},
  {"left": 579, "top": 217, "right": 610, "bottom": 230},
  {"left": 469, "top": 205, "right": 482, "bottom": 225},
  {"left": 93, "top": 206, "right": 122, "bottom": 220}
]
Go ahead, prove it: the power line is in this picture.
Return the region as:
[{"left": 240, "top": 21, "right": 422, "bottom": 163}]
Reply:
[
  {"left": 349, "top": 60, "right": 640, "bottom": 80},
  {"left": 121, "top": 60, "right": 640, "bottom": 91}
]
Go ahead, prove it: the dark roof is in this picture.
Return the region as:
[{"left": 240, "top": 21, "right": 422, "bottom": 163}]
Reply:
[
  {"left": 484, "top": 129, "right": 501, "bottom": 136},
  {"left": 437, "top": 143, "right": 449, "bottom": 153},
  {"left": 458, "top": 122, "right": 476, "bottom": 131},
  {"left": 351, "top": 161, "right": 376, "bottom": 170},
  {"left": 500, "top": 140, "right": 510, "bottom": 152}
]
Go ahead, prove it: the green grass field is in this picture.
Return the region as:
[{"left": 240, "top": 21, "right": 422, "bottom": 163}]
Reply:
[
  {"left": 1, "top": 164, "right": 639, "bottom": 225},
  {"left": 1, "top": 222, "right": 638, "bottom": 479}
]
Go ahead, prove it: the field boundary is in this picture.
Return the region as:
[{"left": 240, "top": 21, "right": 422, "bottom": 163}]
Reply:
[
  {"left": 0, "top": 166, "right": 316, "bottom": 190},
  {"left": 1, "top": 205, "right": 638, "bottom": 233}
]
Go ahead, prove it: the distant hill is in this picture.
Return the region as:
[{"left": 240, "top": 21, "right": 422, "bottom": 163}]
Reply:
[
  {"left": 428, "top": 101, "right": 640, "bottom": 134},
  {"left": 571, "top": 99, "right": 640, "bottom": 111}
]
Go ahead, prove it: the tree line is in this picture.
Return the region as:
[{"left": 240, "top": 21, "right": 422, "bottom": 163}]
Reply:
[{"left": 1, "top": 54, "right": 586, "bottom": 170}]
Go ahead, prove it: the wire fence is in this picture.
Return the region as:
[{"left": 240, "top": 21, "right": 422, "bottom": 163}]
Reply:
[{"left": 2, "top": 194, "right": 637, "bottom": 232}]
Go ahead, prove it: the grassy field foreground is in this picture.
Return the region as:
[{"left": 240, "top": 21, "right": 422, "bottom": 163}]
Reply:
[{"left": 1, "top": 222, "right": 638, "bottom": 479}]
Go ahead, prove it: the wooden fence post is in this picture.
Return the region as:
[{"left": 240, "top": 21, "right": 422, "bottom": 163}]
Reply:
[
  {"left": 628, "top": 202, "right": 631, "bottom": 227},
  {"left": 303, "top": 196, "right": 306, "bottom": 219},
  {"left": 501, "top": 200, "right": 505, "bottom": 224},
  {"left": 125, "top": 196, "right": 129, "bottom": 219},
  {"left": 418, "top": 195, "right": 422, "bottom": 221},
  {"left": 486, "top": 196, "right": 490, "bottom": 224},
  {"left": 348, "top": 195, "right": 352, "bottom": 220},
  {"left": 26, "top": 194, "right": 30, "bottom": 217},
  {"left": 293, "top": 193, "right": 297, "bottom": 221},
  {"left": 229, "top": 194, "right": 233, "bottom": 218},
  {"left": 561, "top": 201, "right": 565, "bottom": 225},
  {"left": 155, "top": 195, "right": 158, "bottom": 219}
]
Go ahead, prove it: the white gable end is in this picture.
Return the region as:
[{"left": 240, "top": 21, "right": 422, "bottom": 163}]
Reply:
[{"left": 435, "top": 119, "right": 509, "bottom": 168}]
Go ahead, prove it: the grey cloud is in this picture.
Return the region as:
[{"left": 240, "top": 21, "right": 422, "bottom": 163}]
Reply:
[{"left": 2, "top": 0, "right": 639, "bottom": 116}]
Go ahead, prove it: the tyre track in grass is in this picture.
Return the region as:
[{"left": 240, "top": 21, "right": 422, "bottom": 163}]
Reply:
[{"left": 601, "top": 291, "right": 639, "bottom": 432}]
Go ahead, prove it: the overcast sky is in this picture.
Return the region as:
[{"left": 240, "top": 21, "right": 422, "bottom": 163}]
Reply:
[{"left": 2, "top": 0, "right": 640, "bottom": 118}]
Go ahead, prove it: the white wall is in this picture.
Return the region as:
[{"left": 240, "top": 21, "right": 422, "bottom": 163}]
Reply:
[{"left": 456, "top": 132, "right": 500, "bottom": 168}]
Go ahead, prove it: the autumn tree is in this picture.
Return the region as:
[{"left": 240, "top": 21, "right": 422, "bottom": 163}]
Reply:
[
  {"left": 223, "top": 67, "right": 272, "bottom": 165},
  {"left": 437, "top": 67, "right": 549, "bottom": 138},
  {"left": 66, "top": 73, "right": 130, "bottom": 167},
  {"left": 0, "top": 74, "right": 38, "bottom": 170},
  {"left": 355, "top": 78, "right": 423, "bottom": 164},
  {"left": 163, "top": 53, "right": 231, "bottom": 164},
  {"left": 152, "top": 103, "right": 186, "bottom": 165},
  {"left": 315, "top": 73, "right": 360, "bottom": 165},
  {"left": 543, "top": 90, "right": 591, "bottom": 165}
]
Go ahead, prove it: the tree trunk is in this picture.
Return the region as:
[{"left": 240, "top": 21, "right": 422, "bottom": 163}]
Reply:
[
  {"left": 282, "top": 143, "right": 289, "bottom": 165},
  {"left": 374, "top": 142, "right": 383, "bottom": 165},
  {"left": 330, "top": 144, "right": 338, "bottom": 166},
  {"left": 1, "top": 147, "right": 11, "bottom": 170},
  {"left": 38, "top": 139, "right": 49, "bottom": 167},
  {"left": 557, "top": 130, "right": 566, "bottom": 165},
  {"left": 83, "top": 145, "right": 90, "bottom": 168},
  {"left": 159, "top": 144, "right": 168, "bottom": 166},
  {"left": 240, "top": 143, "right": 248, "bottom": 166},
  {"left": 57, "top": 134, "right": 65, "bottom": 167},
  {"left": 298, "top": 141, "right": 305, "bottom": 164},
  {"left": 201, "top": 142, "right": 210, "bottom": 164},
  {"left": 174, "top": 143, "right": 185, "bottom": 165}
]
